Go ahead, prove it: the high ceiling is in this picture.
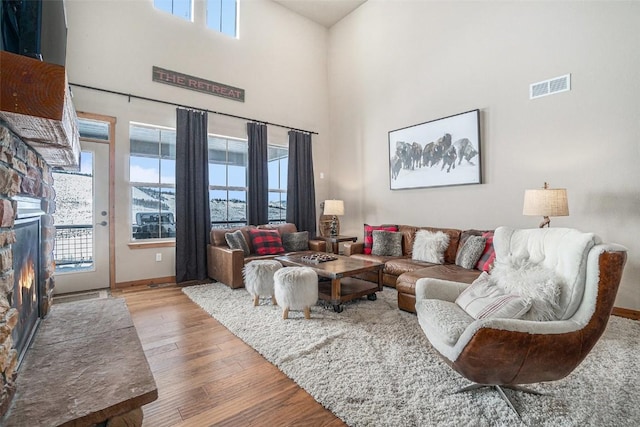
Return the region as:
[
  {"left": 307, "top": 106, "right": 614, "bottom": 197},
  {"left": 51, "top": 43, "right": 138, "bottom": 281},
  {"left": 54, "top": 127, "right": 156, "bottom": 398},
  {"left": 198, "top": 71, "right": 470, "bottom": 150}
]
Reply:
[{"left": 273, "top": 0, "right": 367, "bottom": 28}]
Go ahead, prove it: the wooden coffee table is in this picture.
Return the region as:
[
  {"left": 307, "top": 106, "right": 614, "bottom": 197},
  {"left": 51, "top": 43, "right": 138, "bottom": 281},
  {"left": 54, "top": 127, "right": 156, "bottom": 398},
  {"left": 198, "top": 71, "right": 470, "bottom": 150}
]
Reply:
[{"left": 275, "top": 253, "right": 384, "bottom": 312}]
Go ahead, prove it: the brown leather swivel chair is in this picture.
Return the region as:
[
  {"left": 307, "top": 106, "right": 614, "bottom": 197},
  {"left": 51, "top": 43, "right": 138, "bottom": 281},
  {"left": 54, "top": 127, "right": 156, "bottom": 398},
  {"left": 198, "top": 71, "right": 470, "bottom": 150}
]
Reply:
[{"left": 415, "top": 226, "right": 627, "bottom": 417}]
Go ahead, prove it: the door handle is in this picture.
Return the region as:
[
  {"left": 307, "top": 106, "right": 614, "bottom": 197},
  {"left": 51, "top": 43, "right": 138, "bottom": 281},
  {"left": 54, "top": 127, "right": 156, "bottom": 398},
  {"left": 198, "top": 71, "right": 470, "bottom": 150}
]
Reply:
[{"left": 96, "top": 221, "right": 108, "bottom": 227}]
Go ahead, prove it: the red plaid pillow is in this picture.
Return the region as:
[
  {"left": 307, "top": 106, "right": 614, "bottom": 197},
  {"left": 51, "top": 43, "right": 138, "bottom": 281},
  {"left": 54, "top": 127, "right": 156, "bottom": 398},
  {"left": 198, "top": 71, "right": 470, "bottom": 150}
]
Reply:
[
  {"left": 363, "top": 224, "right": 399, "bottom": 255},
  {"left": 248, "top": 229, "right": 285, "bottom": 255},
  {"left": 475, "top": 231, "right": 496, "bottom": 272}
]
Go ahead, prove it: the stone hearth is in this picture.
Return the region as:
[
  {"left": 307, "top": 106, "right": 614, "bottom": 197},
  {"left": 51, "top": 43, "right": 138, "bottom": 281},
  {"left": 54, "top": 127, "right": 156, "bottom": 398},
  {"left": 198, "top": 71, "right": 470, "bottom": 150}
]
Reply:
[{"left": 0, "top": 124, "right": 56, "bottom": 417}]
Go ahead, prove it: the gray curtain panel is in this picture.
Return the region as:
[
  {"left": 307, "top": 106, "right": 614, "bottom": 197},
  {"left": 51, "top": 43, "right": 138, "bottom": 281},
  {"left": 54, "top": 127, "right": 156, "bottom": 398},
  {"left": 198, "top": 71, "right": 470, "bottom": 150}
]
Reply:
[
  {"left": 247, "top": 122, "right": 268, "bottom": 225},
  {"left": 175, "top": 108, "right": 211, "bottom": 283},
  {"left": 286, "top": 131, "right": 316, "bottom": 235}
]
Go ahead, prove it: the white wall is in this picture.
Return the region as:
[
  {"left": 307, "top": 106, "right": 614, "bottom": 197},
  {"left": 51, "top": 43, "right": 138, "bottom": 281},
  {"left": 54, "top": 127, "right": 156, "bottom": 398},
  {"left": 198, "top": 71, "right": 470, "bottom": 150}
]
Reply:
[
  {"left": 328, "top": 1, "right": 640, "bottom": 310},
  {"left": 64, "top": 0, "right": 331, "bottom": 283}
]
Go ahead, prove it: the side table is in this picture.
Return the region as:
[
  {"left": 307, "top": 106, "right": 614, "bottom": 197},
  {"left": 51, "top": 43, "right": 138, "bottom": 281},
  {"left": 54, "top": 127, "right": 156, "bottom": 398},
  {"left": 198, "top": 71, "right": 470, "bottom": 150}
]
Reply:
[{"left": 322, "top": 235, "right": 357, "bottom": 254}]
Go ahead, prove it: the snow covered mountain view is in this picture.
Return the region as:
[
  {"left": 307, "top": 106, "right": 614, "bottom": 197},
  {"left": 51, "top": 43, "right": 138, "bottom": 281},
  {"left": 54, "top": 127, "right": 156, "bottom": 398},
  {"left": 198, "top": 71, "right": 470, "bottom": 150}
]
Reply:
[
  {"left": 52, "top": 171, "right": 93, "bottom": 225},
  {"left": 53, "top": 171, "right": 288, "bottom": 241}
]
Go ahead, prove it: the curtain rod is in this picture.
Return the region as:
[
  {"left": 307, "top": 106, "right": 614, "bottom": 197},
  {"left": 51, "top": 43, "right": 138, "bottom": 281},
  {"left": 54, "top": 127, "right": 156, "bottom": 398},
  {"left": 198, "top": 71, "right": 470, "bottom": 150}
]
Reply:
[{"left": 69, "top": 83, "right": 318, "bottom": 135}]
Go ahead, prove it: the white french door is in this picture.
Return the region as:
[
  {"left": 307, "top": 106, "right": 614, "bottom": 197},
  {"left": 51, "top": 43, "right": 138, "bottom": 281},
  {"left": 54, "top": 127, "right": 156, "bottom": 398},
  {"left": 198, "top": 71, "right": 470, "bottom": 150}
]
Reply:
[{"left": 53, "top": 127, "right": 112, "bottom": 294}]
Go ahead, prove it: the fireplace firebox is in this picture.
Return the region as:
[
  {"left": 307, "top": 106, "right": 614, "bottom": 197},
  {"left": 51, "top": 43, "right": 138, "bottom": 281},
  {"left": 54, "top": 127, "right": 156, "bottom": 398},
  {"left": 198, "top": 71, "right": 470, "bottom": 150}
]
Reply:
[{"left": 11, "top": 216, "right": 42, "bottom": 367}]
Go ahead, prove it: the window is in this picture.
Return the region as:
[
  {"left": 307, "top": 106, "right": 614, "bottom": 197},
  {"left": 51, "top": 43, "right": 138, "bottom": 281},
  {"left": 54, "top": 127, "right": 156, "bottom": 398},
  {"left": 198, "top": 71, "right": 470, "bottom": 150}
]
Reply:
[
  {"left": 129, "top": 124, "right": 177, "bottom": 240},
  {"left": 154, "top": 0, "right": 192, "bottom": 21},
  {"left": 268, "top": 145, "right": 288, "bottom": 223},
  {"left": 208, "top": 136, "right": 247, "bottom": 228},
  {"left": 207, "top": 0, "right": 238, "bottom": 37},
  {"left": 53, "top": 151, "right": 94, "bottom": 272},
  {"left": 208, "top": 137, "right": 288, "bottom": 227}
]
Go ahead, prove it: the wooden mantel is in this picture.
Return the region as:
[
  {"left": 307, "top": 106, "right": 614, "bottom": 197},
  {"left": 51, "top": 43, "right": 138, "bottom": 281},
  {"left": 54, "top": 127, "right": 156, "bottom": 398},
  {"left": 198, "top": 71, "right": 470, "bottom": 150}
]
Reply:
[{"left": 0, "top": 50, "right": 80, "bottom": 168}]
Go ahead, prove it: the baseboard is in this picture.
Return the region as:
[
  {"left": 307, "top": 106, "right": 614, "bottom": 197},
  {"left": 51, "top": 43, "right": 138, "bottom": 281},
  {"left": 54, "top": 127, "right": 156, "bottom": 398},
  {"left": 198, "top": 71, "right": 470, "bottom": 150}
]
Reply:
[
  {"left": 115, "top": 276, "right": 176, "bottom": 290},
  {"left": 612, "top": 307, "right": 640, "bottom": 320}
]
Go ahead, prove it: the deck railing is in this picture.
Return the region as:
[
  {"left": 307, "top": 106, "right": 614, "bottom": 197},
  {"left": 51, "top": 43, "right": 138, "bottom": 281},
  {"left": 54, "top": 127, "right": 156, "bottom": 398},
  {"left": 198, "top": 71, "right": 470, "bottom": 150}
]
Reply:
[{"left": 54, "top": 224, "right": 93, "bottom": 266}]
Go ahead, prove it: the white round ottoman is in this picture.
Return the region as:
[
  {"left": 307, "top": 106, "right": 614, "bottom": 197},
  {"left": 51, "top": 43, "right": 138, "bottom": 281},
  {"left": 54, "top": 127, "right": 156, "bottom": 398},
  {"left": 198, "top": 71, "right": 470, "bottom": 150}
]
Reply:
[
  {"left": 243, "top": 260, "right": 282, "bottom": 306},
  {"left": 274, "top": 267, "right": 318, "bottom": 319}
]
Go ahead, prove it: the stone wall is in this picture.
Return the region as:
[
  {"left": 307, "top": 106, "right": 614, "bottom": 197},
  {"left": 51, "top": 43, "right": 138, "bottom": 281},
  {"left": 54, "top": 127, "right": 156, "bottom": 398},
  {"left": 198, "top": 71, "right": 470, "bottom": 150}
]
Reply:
[{"left": 0, "top": 124, "right": 56, "bottom": 417}]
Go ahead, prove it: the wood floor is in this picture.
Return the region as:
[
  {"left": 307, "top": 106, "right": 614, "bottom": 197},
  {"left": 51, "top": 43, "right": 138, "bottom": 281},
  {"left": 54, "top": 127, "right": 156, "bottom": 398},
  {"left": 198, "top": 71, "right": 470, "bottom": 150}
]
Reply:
[{"left": 117, "top": 285, "right": 346, "bottom": 427}]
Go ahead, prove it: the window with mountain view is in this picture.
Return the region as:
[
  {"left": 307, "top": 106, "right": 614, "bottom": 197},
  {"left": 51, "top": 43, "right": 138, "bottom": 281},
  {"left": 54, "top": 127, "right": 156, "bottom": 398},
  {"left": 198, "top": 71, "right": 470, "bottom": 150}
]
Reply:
[
  {"left": 268, "top": 145, "right": 288, "bottom": 223},
  {"left": 129, "top": 124, "right": 177, "bottom": 240},
  {"left": 208, "top": 136, "right": 248, "bottom": 228},
  {"left": 129, "top": 126, "right": 286, "bottom": 237}
]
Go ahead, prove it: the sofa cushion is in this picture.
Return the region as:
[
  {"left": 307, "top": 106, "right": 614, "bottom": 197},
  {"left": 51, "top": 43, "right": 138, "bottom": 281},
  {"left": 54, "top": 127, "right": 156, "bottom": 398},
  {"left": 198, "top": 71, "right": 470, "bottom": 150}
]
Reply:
[
  {"left": 412, "top": 230, "right": 450, "bottom": 264},
  {"left": 211, "top": 225, "right": 256, "bottom": 250},
  {"left": 455, "top": 272, "right": 532, "bottom": 319},
  {"left": 384, "top": 258, "right": 435, "bottom": 276},
  {"left": 396, "top": 265, "right": 482, "bottom": 296},
  {"left": 363, "top": 224, "right": 398, "bottom": 254},
  {"left": 455, "top": 235, "right": 486, "bottom": 269},
  {"left": 247, "top": 229, "right": 286, "bottom": 255},
  {"left": 282, "top": 231, "right": 309, "bottom": 252},
  {"left": 372, "top": 230, "right": 403, "bottom": 256},
  {"left": 225, "top": 230, "right": 250, "bottom": 256},
  {"left": 349, "top": 253, "right": 407, "bottom": 265},
  {"left": 258, "top": 222, "right": 298, "bottom": 235},
  {"left": 475, "top": 231, "right": 496, "bottom": 272}
]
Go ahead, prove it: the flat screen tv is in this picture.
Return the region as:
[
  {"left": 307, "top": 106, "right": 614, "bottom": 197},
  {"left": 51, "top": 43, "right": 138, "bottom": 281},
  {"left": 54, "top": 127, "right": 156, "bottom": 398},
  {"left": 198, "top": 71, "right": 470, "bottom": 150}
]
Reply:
[{"left": 0, "top": 0, "right": 67, "bottom": 66}]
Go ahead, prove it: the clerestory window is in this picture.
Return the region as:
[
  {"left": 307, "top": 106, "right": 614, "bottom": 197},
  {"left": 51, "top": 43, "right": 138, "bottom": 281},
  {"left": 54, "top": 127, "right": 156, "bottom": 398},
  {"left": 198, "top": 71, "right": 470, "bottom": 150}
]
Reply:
[
  {"left": 207, "top": 0, "right": 238, "bottom": 37},
  {"left": 154, "top": 0, "right": 192, "bottom": 21}
]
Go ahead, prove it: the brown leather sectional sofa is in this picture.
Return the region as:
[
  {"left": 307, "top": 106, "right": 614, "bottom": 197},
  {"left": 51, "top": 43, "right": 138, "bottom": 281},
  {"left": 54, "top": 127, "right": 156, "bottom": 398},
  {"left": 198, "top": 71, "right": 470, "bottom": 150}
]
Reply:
[
  {"left": 207, "top": 223, "right": 326, "bottom": 288},
  {"left": 344, "top": 225, "right": 489, "bottom": 313}
]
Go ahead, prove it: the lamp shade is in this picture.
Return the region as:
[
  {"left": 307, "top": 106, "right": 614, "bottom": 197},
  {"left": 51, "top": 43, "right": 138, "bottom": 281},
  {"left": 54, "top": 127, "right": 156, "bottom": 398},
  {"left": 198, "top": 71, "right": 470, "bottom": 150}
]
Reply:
[
  {"left": 324, "top": 199, "right": 344, "bottom": 216},
  {"left": 523, "top": 188, "right": 569, "bottom": 217}
]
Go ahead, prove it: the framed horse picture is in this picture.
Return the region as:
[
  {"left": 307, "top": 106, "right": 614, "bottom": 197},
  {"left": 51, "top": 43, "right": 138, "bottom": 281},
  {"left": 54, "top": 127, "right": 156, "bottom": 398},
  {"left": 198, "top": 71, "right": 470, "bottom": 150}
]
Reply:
[{"left": 388, "top": 109, "right": 481, "bottom": 190}]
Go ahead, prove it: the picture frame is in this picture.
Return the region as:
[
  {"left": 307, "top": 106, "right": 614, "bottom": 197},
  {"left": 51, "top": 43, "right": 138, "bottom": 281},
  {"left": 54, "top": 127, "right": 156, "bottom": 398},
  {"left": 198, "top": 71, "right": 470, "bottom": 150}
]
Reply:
[{"left": 388, "top": 109, "right": 481, "bottom": 190}]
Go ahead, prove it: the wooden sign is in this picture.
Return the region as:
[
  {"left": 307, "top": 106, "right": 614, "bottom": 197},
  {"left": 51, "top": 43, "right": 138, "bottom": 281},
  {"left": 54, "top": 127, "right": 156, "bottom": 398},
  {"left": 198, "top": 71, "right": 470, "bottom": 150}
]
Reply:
[{"left": 152, "top": 66, "right": 245, "bottom": 102}]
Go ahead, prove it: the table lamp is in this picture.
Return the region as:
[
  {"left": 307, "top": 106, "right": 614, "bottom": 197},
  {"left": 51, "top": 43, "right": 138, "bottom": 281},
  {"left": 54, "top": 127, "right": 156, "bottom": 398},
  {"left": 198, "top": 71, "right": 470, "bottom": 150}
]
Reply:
[
  {"left": 523, "top": 182, "right": 569, "bottom": 228},
  {"left": 323, "top": 200, "right": 344, "bottom": 237}
]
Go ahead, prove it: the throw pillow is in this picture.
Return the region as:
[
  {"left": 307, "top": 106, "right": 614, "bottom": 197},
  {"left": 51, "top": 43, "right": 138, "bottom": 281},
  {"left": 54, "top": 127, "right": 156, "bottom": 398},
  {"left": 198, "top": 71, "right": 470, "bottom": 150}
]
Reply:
[
  {"left": 475, "top": 231, "right": 496, "bottom": 272},
  {"left": 282, "top": 231, "right": 309, "bottom": 252},
  {"left": 455, "top": 236, "right": 487, "bottom": 269},
  {"left": 456, "top": 272, "right": 532, "bottom": 320},
  {"left": 371, "top": 230, "right": 403, "bottom": 257},
  {"left": 363, "top": 224, "right": 398, "bottom": 255},
  {"left": 225, "top": 230, "right": 250, "bottom": 256},
  {"left": 412, "top": 230, "right": 449, "bottom": 264},
  {"left": 247, "top": 229, "right": 286, "bottom": 255},
  {"left": 489, "top": 257, "right": 563, "bottom": 321}
]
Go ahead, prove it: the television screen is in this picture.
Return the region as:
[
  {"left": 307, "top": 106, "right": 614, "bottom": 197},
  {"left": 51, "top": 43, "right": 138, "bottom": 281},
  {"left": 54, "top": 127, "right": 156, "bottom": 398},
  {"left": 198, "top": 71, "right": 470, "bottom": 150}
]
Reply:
[{"left": 0, "top": 0, "right": 67, "bottom": 66}]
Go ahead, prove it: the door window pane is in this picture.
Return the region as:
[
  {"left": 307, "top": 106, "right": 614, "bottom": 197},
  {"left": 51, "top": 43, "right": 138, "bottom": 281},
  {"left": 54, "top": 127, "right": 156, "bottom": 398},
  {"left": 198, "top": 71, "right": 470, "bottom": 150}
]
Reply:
[{"left": 53, "top": 151, "right": 94, "bottom": 272}]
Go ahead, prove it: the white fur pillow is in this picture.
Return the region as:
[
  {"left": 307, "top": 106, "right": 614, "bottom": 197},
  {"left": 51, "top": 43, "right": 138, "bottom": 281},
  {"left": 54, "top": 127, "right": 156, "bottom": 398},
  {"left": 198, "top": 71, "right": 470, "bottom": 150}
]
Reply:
[
  {"left": 489, "top": 257, "right": 563, "bottom": 321},
  {"left": 412, "top": 230, "right": 449, "bottom": 264}
]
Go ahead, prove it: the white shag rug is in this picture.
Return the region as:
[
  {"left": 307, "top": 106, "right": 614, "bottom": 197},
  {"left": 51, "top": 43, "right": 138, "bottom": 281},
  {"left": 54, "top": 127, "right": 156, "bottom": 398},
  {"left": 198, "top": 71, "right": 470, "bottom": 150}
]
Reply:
[{"left": 182, "top": 283, "right": 640, "bottom": 427}]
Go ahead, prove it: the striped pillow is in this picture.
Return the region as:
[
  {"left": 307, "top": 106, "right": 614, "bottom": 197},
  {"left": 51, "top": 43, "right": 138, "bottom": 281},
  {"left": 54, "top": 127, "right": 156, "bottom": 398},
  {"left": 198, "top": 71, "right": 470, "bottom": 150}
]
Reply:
[{"left": 456, "top": 272, "right": 531, "bottom": 319}]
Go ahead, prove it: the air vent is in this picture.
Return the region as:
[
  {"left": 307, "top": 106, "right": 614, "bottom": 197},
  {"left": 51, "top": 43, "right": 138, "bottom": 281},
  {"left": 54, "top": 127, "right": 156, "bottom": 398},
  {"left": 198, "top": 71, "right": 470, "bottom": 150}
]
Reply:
[{"left": 530, "top": 74, "right": 571, "bottom": 99}]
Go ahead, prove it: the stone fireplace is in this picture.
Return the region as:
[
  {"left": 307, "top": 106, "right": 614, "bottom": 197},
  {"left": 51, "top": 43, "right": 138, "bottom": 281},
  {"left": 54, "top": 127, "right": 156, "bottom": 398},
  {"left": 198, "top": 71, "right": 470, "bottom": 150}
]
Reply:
[{"left": 0, "top": 125, "right": 56, "bottom": 417}]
